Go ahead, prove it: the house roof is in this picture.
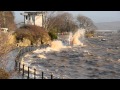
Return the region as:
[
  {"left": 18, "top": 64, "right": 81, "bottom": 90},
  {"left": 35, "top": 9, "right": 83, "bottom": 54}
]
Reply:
[{"left": 21, "top": 11, "right": 45, "bottom": 16}]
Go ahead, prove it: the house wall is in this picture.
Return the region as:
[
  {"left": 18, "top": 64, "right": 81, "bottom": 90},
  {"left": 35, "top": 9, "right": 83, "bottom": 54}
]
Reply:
[
  {"left": 35, "top": 14, "right": 43, "bottom": 27},
  {"left": 24, "top": 13, "right": 44, "bottom": 27},
  {"left": 25, "top": 15, "right": 34, "bottom": 25}
]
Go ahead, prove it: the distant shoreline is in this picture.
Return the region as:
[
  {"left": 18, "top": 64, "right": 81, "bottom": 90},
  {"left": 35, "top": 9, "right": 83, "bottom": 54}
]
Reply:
[{"left": 97, "top": 29, "right": 118, "bottom": 31}]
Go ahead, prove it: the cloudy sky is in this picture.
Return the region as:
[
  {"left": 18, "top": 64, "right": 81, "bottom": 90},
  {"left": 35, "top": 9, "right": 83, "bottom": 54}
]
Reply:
[{"left": 14, "top": 11, "right": 120, "bottom": 24}]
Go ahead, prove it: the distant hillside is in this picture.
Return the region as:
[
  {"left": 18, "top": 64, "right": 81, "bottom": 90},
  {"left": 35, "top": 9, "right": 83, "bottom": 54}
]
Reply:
[{"left": 95, "top": 21, "right": 120, "bottom": 30}]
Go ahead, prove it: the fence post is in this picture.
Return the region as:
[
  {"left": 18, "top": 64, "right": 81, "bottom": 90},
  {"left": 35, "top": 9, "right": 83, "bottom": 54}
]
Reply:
[
  {"left": 34, "top": 69, "right": 36, "bottom": 79},
  {"left": 23, "top": 48, "right": 25, "bottom": 54},
  {"left": 28, "top": 47, "right": 29, "bottom": 52},
  {"left": 30, "top": 46, "right": 31, "bottom": 51},
  {"left": 15, "top": 60, "right": 18, "bottom": 71},
  {"left": 20, "top": 49, "right": 22, "bottom": 55},
  {"left": 27, "top": 67, "right": 30, "bottom": 79},
  {"left": 19, "top": 62, "right": 21, "bottom": 73},
  {"left": 51, "top": 73, "right": 53, "bottom": 79},
  {"left": 42, "top": 71, "right": 44, "bottom": 79},
  {"left": 31, "top": 46, "right": 32, "bottom": 51},
  {"left": 26, "top": 47, "right": 27, "bottom": 52},
  {"left": 22, "top": 64, "right": 25, "bottom": 77},
  {"left": 27, "top": 47, "right": 29, "bottom": 52}
]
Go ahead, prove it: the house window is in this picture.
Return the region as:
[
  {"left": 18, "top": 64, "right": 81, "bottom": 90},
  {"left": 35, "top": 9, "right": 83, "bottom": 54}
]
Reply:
[
  {"left": 32, "top": 15, "right": 35, "bottom": 21},
  {"left": 29, "top": 16, "right": 31, "bottom": 20},
  {"left": 26, "top": 16, "right": 28, "bottom": 20}
]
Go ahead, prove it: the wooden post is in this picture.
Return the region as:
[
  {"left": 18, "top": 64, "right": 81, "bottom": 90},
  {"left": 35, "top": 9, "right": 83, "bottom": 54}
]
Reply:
[
  {"left": 20, "top": 50, "right": 22, "bottom": 55},
  {"left": 27, "top": 67, "right": 30, "bottom": 79},
  {"left": 19, "top": 62, "right": 21, "bottom": 72},
  {"left": 34, "top": 69, "right": 36, "bottom": 79},
  {"left": 51, "top": 73, "right": 53, "bottom": 79},
  {"left": 28, "top": 47, "right": 29, "bottom": 52},
  {"left": 27, "top": 47, "right": 29, "bottom": 52},
  {"left": 15, "top": 60, "right": 18, "bottom": 71},
  {"left": 22, "top": 64, "right": 25, "bottom": 77},
  {"left": 23, "top": 48, "right": 24, "bottom": 54},
  {"left": 42, "top": 71, "right": 44, "bottom": 79}
]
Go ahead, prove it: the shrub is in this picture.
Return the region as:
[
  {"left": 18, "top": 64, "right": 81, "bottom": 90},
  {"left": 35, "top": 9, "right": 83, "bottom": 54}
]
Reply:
[
  {"left": 85, "top": 30, "right": 95, "bottom": 38},
  {"left": 0, "top": 68, "right": 10, "bottom": 79},
  {"left": 0, "top": 11, "right": 16, "bottom": 31},
  {"left": 48, "top": 31, "right": 58, "bottom": 40},
  {"left": 14, "top": 25, "right": 51, "bottom": 46},
  {"left": 0, "top": 32, "right": 15, "bottom": 57}
]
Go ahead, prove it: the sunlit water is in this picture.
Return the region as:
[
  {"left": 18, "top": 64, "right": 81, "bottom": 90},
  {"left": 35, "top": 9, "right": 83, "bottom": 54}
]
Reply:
[{"left": 22, "top": 30, "right": 120, "bottom": 79}]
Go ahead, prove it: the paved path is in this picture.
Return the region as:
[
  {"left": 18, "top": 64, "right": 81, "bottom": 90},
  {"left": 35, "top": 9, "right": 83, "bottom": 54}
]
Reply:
[
  {"left": 5, "top": 49, "right": 18, "bottom": 72},
  {"left": 2, "top": 48, "right": 23, "bottom": 79}
]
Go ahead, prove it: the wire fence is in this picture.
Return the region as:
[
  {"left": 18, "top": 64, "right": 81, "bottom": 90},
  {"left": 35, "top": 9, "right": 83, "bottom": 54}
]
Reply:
[
  {"left": 14, "top": 45, "right": 66, "bottom": 79},
  {"left": 15, "top": 61, "right": 54, "bottom": 79}
]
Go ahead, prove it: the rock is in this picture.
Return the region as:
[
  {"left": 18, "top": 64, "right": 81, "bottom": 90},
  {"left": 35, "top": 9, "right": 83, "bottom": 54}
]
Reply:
[
  {"left": 83, "top": 50, "right": 92, "bottom": 56},
  {"left": 115, "top": 47, "right": 119, "bottom": 49},
  {"left": 118, "top": 59, "right": 120, "bottom": 62},
  {"left": 101, "top": 39, "right": 107, "bottom": 41},
  {"left": 83, "top": 50, "right": 89, "bottom": 53}
]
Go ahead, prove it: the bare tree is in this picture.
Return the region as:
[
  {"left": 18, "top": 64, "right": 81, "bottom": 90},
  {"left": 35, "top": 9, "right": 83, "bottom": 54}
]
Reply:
[
  {"left": 46, "top": 12, "right": 78, "bottom": 33},
  {"left": 77, "top": 15, "right": 97, "bottom": 32},
  {"left": 76, "top": 15, "right": 97, "bottom": 37},
  {"left": 0, "top": 11, "right": 16, "bottom": 31},
  {"left": 44, "top": 11, "right": 59, "bottom": 30}
]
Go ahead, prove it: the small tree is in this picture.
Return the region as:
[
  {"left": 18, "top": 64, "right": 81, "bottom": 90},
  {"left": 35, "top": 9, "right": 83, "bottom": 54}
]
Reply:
[
  {"left": 77, "top": 15, "right": 97, "bottom": 37},
  {"left": 0, "top": 11, "right": 16, "bottom": 31},
  {"left": 46, "top": 12, "right": 78, "bottom": 33}
]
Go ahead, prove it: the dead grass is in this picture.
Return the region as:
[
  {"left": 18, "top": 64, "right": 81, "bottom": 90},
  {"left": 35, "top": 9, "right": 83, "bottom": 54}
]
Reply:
[
  {"left": 0, "top": 68, "right": 10, "bottom": 79},
  {"left": 0, "top": 32, "right": 16, "bottom": 69}
]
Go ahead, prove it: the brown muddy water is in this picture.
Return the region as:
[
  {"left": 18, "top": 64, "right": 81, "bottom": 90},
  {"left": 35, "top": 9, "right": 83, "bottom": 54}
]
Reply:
[{"left": 22, "top": 30, "right": 120, "bottom": 79}]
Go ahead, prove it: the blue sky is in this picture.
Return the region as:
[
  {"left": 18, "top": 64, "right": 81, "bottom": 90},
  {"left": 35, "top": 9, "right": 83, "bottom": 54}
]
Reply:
[{"left": 14, "top": 11, "right": 120, "bottom": 23}]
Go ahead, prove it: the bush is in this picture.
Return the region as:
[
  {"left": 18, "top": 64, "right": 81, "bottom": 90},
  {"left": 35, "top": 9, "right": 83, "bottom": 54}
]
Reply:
[
  {"left": 14, "top": 25, "right": 51, "bottom": 46},
  {"left": 0, "top": 68, "right": 10, "bottom": 79},
  {"left": 85, "top": 30, "right": 95, "bottom": 38},
  {"left": 48, "top": 32, "right": 58, "bottom": 40},
  {"left": 0, "top": 11, "right": 16, "bottom": 31},
  {"left": 0, "top": 32, "right": 15, "bottom": 57}
]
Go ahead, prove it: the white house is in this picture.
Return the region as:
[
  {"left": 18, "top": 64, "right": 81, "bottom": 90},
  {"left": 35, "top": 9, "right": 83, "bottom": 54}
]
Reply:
[{"left": 21, "top": 11, "right": 46, "bottom": 27}]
